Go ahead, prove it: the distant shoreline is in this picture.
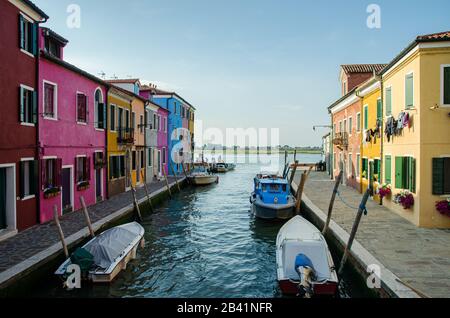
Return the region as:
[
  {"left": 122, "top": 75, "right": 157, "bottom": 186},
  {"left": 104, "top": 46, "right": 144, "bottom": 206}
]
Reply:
[{"left": 194, "top": 149, "right": 322, "bottom": 155}]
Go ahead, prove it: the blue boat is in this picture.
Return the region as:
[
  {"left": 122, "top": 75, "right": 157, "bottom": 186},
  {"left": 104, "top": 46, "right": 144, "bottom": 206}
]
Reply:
[{"left": 250, "top": 173, "right": 296, "bottom": 220}]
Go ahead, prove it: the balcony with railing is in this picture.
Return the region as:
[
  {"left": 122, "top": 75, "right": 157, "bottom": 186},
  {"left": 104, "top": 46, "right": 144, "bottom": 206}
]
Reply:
[
  {"left": 332, "top": 132, "right": 349, "bottom": 150},
  {"left": 117, "top": 127, "right": 135, "bottom": 145}
]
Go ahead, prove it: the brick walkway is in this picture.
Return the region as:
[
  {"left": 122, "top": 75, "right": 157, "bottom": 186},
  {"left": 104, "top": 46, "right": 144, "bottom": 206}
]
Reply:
[
  {"left": 0, "top": 177, "right": 177, "bottom": 274},
  {"left": 294, "top": 171, "right": 450, "bottom": 298}
]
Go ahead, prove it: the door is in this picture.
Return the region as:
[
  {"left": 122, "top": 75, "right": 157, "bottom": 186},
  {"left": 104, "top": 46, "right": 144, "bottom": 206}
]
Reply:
[
  {"left": 369, "top": 161, "right": 374, "bottom": 196},
  {"left": 61, "top": 168, "right": 72, "bottom": 214},
  {"left": 125, "top": 151, "right": 131, "bottom": 189},
  {"left": 0, "top": 168, "right": 7, "bottom": 230},
  {"left": 95, "top": 169, "right": 102, "bottom": 202}
]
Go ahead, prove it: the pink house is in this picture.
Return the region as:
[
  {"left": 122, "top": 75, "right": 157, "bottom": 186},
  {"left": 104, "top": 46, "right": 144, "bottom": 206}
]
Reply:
[
  {"left": 157, "top": 107, "right": 169, "bottom": 177},
  {"left": 38, "top": 28, "right": 107, "bottom": 222}
]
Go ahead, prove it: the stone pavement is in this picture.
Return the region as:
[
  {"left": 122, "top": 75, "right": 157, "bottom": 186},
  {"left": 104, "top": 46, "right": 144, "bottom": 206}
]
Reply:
[
  {"left": 0, "top": 177, "right": 178, "bottom": 274},
  {"left": 293, "top": 171, "right": 450, "bottom": 298}
]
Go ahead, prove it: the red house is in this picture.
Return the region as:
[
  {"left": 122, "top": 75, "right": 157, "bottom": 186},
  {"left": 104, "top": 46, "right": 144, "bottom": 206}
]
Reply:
[{"left": 0, "top": 0, "right": 48, "bottom": 238}]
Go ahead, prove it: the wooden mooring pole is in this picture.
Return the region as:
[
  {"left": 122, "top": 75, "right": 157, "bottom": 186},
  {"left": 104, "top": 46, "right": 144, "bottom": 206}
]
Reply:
[
  {"left": 140, "top": 170, "right": 154, "bottom": 211},
  {"left": 128, "top": 172, "right": 143, "bottom": 222},
  {"left": 289, "top": 160, "right": 299, "bottom": 187},
  {"left": 169, "top": 161, "right": 181, "bottom": 192},
  {"left": 295, "top": 166, "right": 313, "bottom": 214},
  {"left": 53, "top": 205, "right": 69, "bottom": 258},
  {"left": 79, "top": 196, "right": 95, "bottom": 238},
  {"left": 338, "top": 189, "right": 371, "bottom": 277},
  {"left": 181, "top": 162, "right": 191, "bottom": 185},
  {"left": 322, "top": 170, "right": 344, "bottom": 236},
  {"left": 162, "top": 166, "right": 172, "bottom": 198}
]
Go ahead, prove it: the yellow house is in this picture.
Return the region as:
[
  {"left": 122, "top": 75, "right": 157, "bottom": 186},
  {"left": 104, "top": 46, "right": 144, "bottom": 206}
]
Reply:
[
  {"left": 356, "top": 77, "right": 383, "bottom": 202},
  {"left": 107, "top": 86, "right": 133, "bottom": 197},
  {"left": 380, "top": 31, "right": 450, "bottom": 228}
]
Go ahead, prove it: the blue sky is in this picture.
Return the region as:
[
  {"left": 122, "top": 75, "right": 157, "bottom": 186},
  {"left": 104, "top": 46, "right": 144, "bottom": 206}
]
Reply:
[{"left": 34, "top": 0, "right": 450, "bottom": 147}]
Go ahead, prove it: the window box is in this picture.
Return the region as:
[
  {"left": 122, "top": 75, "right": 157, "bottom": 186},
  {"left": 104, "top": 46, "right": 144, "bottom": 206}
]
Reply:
[
  {"left": 44, "top": 187, "right": 61, "bottom": 199},
  {"left": 393, "top": 190, "right": 414, "bottom": 210},
  {"left": 77, "top": 181, "right": 90, "bottom": 191}
]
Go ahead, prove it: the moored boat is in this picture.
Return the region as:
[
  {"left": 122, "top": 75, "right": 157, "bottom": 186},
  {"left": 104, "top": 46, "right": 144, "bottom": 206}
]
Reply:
[
  {"left": 188, "top": 163, "right": 219, "bottom": 185},
  {"left": 55, "top": 222, "right": 145, "bottom": 283},
  {"left": 216, "top": 162, "right": 236, "bottom": 173},
  {"left": 276, "top": 216, "right": 338, "bottom": 297},
  {"left": 250, "top": 173, "right": 296, "bottom": 220}
]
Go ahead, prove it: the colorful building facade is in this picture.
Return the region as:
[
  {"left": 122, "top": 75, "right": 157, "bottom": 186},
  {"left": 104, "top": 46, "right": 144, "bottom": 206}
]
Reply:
[
  {"left": 107, "top": 87, "right": 134, "bottom": 197},
  {"left": 0, "top": 0, "right": 48, "bottom": 236},
  {"left": 38, "top": 28, "right": 108, "bottom": 223},
  {"left": 380, "top": 32, "right": 450, "bottom": 228},
  {"left": 357, "top": 77, "right": 383, "bottom": 201}
]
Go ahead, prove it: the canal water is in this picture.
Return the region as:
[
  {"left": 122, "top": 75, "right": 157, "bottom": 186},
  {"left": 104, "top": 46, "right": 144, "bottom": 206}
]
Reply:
[{"left": 32, "top": 154, "right": 370, "bottom": 298}]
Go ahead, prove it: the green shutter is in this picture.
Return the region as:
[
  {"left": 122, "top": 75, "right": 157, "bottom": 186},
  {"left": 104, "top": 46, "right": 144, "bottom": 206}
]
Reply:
[
  {"left": 364, "top": 106, "right": 368, "bottom": 129},
  {"left": 444, "top": 67, "right": 450, "bottom": 105},
  {"left": 395, "top": 157, "right": 404, "bottom": 189},
  {"left": 19, "top": 87, "right": 24, "bottom": 122},
  {"left": 31, "top": 160, "right": 38, "bottom": 195},
  {"left": 377, "top": 99, "right": 382, "bottom": 120},
  {"left": 32, "top": 91, "right": 38, "bottom": 124},
  {"left": 432, "top": 158, "right": 444, "bottom": 195},
  {"left": 19, "top": 161, "right": 25, "bottom": 198},
  {"left": 405, "top": 74, "right": 414, "bottom": 109},
  {"left": 32, "top": 23, "right": 38, "bottom": 55},
  {"left": 409, "top": 157, "right": 416, "bottom": 193},
  {"left": 386, "top": 88, "right": 392, "bottom": 116},
  {"left": 385, "top": 156, "right": 392, "bottom": 184},
  {"left": 19, "top": 15, "right": 25, "bottom": 49}
]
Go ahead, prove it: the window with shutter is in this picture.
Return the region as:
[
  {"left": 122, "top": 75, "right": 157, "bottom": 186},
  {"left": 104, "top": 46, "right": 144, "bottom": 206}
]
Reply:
[
  {"left": 405, "top": 73, "right": 414, "bottom": 109},
  {"left": 385, "top": 156, "right": 392, "bottom": 184},
  {"left": 110, "top": 105, "right": 116, "bottom": 131},
  {"left": 77, "top": 94, "right": 87, "bottom": 123},
  {"left": 408, "top": 157, "right": 416, "bottom": 193},
  {"left": 433, "top": 158, "right": 450, "bottom": 195},
  {"left": 386, "top": 87, "right": 392, "bottom": 116},
  {"left": 443, "top": 66, "right": 450, "bottom": 105},
  {"left": 19, "top": 160, "right": 36, "bottom": 198},
  {"left": 44, "top": 82, "right": 56, "bottom": 118},
  {"left": 19, "top": 86, "right": 35, "bottom": 124}
]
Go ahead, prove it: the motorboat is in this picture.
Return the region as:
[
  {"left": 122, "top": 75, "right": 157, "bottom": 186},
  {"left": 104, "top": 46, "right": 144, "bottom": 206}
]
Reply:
[
  {"left": 55, "top": 222, "right": 145, "bottom": 283},
  {"left": 250, "top": 173, "right": 296, "bottom": 220},
  {"left": 188, "top": 163, "right": 219, "bottom": 186},
  {"left": 276, "top": 216, "right": 338, "bottom": 297}
]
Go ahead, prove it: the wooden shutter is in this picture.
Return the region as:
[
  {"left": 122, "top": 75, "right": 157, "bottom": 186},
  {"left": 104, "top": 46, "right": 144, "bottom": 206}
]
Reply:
[
  {"left": 444, "top": 67, "right": 450, "bottom": 105},
  {"left": 41, "top": 159, "right": 47, "bottom": 190},
  {"left": 19, "top": 161, "right": 25, "bottom": 198},
  {"left": 395, "top": 157, "right": 404, "bottom": 189},
  {"left": 85, "top": 157, "right": 91, "bottom": 181},
  {"left": 409, "top": 157, "right": 416, "bottom": 193},
  {"left": 405, "top": 74, "right": 414, "bottom": 109},
  {"left": 444, "top": 158, "right": 450, "bottom": 194},
  {"left": 385, "top": 156, "right": 392, "bottom": 184},
  {"left": 56, "top": 158, "right": 63, "bottom": 188},
  {"left": 32, "top": 23, "right": 37, "bottom": 55},
  {"left": 432, "top": 158, "right": 444, "bottom": 195},
  {"left": 364, "top": 106, "right": 368, "bottom": 129},
  {"left": 377, "top": 99, "right": 382, "bottom": 120},
  {"left": 19, "top": 87, "right": 25, "bottom": 122},
  {"left": 32, "top": 91, "right": 38, "bottom": 124},
  {"left": 386, "top": 88, "right": 392, "bottom": 116},
  {"left": 31, "top": 160, "right": 38, "bottom": 195}
]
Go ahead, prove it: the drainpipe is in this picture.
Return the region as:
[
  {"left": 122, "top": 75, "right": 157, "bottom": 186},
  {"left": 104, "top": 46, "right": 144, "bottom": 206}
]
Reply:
[
  {"left": 35, "top": 17, "right": 48, "bottom": 224},
  {"left": 376, "top": 74, "right": 384, "bottom": 206},
  {"left": 105, "top": 85, "right": 110, "bottom": 199},
  {"left": 355, "top": 90, "right": 364, "bottom": 194}
]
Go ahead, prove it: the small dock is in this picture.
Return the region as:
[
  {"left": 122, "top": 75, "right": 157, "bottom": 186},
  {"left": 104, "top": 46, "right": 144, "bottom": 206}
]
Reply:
[
  {"left": 0, "top": 177, "right": 183, "bottom": 295},
  {"left": 291, "top": 171, "right": 450, "bottom": 298}
]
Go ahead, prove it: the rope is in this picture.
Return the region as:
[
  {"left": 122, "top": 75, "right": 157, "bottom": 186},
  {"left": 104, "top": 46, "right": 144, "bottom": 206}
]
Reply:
[{"left": 336, "top": 190, "right": 368, "bottom": 215}]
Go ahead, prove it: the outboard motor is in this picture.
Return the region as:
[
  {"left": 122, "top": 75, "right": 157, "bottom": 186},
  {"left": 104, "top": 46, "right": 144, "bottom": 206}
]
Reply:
[{"left": 294, "top": 254, "right": 317, "bottom": 298}]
